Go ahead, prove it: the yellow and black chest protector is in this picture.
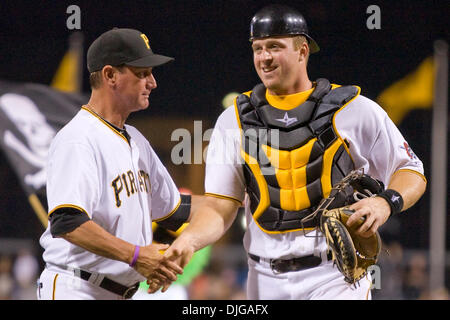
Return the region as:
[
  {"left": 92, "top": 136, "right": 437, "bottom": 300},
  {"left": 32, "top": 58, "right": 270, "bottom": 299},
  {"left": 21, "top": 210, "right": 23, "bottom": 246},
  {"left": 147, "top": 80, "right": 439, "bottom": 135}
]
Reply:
[{"left": 235, "top": 78, "right": 360, "bottom": 233}]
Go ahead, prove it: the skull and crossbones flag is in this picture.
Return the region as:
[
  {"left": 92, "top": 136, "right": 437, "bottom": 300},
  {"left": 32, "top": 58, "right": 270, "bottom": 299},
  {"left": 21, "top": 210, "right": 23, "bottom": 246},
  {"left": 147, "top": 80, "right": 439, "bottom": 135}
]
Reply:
[{"left": 0, "top": 79, "right": 87, "bottom": 226}]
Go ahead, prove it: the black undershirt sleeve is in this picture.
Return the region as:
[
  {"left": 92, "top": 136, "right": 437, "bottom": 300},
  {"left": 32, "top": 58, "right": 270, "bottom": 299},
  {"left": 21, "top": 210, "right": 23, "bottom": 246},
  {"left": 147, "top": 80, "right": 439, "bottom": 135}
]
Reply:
[
  {"left": 49, "top": 207, "right": 91, "bottom": 237},
  {"left": 50, "top": 194, "right": 190, "bottom": 236},
  {"left": 156, "top": 194, "right": 191, "bottom": 231}
]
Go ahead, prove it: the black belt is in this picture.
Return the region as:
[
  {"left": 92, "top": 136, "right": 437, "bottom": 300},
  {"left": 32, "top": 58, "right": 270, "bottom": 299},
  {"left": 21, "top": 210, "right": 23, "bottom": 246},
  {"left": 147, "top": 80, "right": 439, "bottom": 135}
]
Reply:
[
  {"left": 249, "top": 252, "right": 333, "bottom": 274},
  {"left": 69, "top": 267, "right": 139, "bottom": 299}
]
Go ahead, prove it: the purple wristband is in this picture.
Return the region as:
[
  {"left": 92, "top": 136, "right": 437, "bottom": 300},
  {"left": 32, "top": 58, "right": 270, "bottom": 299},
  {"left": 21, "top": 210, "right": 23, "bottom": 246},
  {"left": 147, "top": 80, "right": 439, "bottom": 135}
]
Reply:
[{"left": 129, "top": 245, "right": 140, "bottom": 267}]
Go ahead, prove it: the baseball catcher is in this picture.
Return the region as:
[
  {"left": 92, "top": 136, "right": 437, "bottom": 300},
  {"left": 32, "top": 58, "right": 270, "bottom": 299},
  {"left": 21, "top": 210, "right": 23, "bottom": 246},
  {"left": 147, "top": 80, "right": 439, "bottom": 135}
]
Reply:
[
  {"left": 301, "top": 170, "right": 384, "bottom": 284},
  {"left": 155, "top": 4, "right": 427, "bottom": 300}
]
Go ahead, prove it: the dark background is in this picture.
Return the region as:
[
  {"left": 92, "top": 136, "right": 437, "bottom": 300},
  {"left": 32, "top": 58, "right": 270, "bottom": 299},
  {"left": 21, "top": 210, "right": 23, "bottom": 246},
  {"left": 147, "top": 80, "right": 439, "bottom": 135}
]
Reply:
[{"left": 0, "top": 0, "right": 448, "bottom": 250}]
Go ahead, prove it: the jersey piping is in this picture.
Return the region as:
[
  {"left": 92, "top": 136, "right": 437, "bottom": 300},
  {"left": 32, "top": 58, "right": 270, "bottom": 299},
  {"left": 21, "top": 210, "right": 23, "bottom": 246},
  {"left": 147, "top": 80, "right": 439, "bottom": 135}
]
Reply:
[
  {"left": 52, "top": 273, "right": 59, "bottom": 300},
  {"left": 48, "top": 204, "right": 91, "bottom": 218},
  {"left": 392, "top": 168, "right": 427, "bottom": 183},
  {"left": 81, "top": 106, "right": 130, "bottom": 145},
  {"left": 204, "top": 192, "right": 243, "bottom": 205},
  {"left": 152, "top": 197, "right": 182, "bottom": 223}
]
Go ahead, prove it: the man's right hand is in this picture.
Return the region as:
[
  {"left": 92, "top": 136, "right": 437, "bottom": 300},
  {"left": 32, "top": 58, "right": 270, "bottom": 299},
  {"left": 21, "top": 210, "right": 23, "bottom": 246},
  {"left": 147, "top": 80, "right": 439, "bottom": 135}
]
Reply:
[
  {"left": 133, "top": 243, "right": 184, "bottom": 283},
  {"left": 144, "top": 195, "right": 240, "bottom": 294},
  {"left": 145, "top": 239, "right": 195, "bottom": 293}
]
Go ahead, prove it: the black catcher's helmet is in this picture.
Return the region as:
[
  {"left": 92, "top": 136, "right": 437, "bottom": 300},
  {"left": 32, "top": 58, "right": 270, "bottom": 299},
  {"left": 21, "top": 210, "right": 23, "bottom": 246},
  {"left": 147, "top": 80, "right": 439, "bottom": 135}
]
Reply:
[{"left": 250, "top": 4, "right": 320, "bottom": 53}]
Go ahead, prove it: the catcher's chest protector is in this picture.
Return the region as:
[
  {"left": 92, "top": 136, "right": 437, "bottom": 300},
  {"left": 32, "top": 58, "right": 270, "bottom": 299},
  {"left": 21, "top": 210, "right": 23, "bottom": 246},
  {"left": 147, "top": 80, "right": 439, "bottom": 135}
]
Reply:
[{"left": 235, "top": 78, "right": 360, "bottom": 233}]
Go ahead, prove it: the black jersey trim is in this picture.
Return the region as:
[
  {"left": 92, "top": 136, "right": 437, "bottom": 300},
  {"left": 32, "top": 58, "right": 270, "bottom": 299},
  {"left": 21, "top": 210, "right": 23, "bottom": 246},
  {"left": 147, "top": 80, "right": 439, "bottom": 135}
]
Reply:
[
  {"left": 154, "top": 195, "right": 191, "bottom": 232},
  {"left": 49, "top": 206, "right": 91, "bottom": 237},
  {"left": 48, "top": 204, "right": 90, "bottom": 218}
]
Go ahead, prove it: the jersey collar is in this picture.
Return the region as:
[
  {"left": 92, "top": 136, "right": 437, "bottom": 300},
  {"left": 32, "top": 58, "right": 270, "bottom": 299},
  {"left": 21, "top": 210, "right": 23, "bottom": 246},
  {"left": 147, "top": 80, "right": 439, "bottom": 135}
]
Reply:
[{"left": 81, "top": 106, "right": 131, "bottom": 145}]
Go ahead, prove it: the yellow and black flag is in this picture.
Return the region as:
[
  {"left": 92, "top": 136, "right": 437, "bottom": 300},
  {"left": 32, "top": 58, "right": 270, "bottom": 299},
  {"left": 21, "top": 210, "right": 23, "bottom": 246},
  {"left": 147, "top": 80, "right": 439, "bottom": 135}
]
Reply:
[
  {"left": 376, "top": 57, "right": 434, "bottom": 125},
  {"left": 51, "top": 32, "right": 84, "bottom": 93}
]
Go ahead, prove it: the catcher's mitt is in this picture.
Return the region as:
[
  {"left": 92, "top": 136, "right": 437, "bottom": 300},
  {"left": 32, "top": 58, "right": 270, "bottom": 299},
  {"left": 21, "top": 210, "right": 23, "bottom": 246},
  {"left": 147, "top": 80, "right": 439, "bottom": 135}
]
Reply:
[
  {"left": 302, "top": 170, "right": 383, "bottom": 284},
  {"left": 320, "top": 206, "right": 382, "bottom": 284}
]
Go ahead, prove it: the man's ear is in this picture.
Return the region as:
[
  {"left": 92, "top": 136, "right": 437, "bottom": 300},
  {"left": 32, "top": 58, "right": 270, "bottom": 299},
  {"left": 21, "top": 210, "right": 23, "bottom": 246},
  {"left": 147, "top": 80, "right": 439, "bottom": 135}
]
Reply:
[
  {"left": 299, "top": 42, "right": 310, "bottom": 63},
  {"left": 102, "top": 65, "right": 117, "bottom": 86}
]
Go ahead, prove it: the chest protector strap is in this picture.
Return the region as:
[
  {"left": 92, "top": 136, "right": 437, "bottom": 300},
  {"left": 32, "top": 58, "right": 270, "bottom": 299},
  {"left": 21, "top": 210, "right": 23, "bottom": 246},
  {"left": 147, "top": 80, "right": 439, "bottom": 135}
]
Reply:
[{"left": 236, "top": 78, "right": 360, "bottom": 233}]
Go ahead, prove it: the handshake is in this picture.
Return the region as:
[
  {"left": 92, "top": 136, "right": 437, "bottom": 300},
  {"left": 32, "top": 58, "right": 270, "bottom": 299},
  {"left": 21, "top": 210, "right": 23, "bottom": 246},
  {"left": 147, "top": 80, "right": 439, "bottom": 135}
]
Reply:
[
  {"left": 131, "top": 239, "right": 195, "bottom": 294},
  {"left": 131, "top": 195, "right": 238, "bottom": 294}
]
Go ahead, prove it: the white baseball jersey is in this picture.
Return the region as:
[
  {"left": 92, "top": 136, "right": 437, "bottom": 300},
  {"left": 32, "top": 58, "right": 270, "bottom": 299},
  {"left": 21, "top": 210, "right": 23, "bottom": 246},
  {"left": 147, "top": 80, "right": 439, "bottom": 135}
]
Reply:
[
  {"left": 39, "top": 106, "right": 181, "bottom": 286},
  {"left": 205, "top": 88, "right": 425, "bottom": 261}
]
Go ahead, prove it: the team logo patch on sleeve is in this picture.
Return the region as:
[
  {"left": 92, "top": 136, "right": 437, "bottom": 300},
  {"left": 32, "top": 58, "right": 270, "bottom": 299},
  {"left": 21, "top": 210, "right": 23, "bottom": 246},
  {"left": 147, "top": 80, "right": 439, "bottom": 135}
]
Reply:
[{"left": 400, "top": 142, "right": 418, "bottom": 160}]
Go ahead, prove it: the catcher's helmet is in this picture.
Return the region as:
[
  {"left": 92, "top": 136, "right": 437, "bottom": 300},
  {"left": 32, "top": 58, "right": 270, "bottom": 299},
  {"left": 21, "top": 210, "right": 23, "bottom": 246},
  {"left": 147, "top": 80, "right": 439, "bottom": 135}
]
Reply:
[{"left": 249, "top": 4, "right": 320, "bottom": 53}]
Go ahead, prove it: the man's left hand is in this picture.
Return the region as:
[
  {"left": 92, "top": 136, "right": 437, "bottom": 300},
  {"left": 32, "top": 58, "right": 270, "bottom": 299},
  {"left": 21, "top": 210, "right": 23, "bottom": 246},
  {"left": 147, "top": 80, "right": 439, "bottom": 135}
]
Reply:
[{"left": 346, "top": 197, "right": 390, "bottom": 238}]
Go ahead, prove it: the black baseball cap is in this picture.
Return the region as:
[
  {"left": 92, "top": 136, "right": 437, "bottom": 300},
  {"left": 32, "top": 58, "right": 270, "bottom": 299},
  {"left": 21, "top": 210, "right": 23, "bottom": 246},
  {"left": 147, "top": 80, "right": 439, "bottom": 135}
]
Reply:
[{"left": 87, "top": 28, "right": 174, "bottom": 72}]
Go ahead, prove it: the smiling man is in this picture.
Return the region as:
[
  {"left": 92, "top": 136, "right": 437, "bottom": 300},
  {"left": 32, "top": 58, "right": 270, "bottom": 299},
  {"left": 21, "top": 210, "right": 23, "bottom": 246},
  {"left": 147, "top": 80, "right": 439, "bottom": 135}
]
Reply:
[
  {"left": 158, "top": 5, "right": 426, "bottom": 300},
  {"left": 37, "top": 28, "right": 193, "bottom": 300},
  {"left": 251, "top": 35, "right": 312, "bottom": 95}
]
